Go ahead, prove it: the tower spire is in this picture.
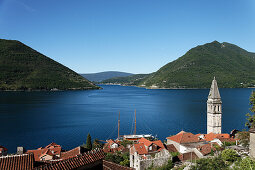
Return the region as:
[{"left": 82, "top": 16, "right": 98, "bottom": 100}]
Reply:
[{"left": 208, "top": 77, "right": 221, "bottom": 99}]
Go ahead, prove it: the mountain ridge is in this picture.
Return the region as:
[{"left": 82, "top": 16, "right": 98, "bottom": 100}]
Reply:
[
  {"left": 103, "top": 41, "right": 255, "bottom": 88},
  {"left": 0, "top": 39, "right": 99, "bottom": 91}
]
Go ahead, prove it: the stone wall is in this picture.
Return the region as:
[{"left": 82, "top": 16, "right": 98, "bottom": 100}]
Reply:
[{"left": 249, "top": 129, "right": 255, "bottom": 158}]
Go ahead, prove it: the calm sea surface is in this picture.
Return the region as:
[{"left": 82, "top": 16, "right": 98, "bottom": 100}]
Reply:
[{"left": 0, "top": 85, "right": 254, "bottom": 153}]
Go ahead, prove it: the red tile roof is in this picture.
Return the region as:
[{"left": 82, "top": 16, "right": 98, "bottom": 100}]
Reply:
[
  {"left": 0, "top": 154, "right": 34, "bottom": 170},
  {"left": 167, "top": 131, "right": 201, "bottom": 144},
  {"left": 60, "top": 147, "right": 81, "bottom": 160},
  {"left": 26, "top": 143, "right": 61, "bottom": 161},
  {"left": 196, "top": 143, "right": 216, "bottom": 156},
  {"left": 152, "top": 140, "right": 165, "bottom": 149},
  {"left": 35, "top": 149, "right": 105, "bottom": 170},
  {"left": 103, "top": 160, "right": 134, "bottom": 170},
  {"left": 138, "top": 138, "right": 153, "bottom": 147},
  {"left": 203, "top": 133, "right": 230, "bottom": 141},
  {"left": 133, "top": 143, "right": 148, "bottom": 155}
]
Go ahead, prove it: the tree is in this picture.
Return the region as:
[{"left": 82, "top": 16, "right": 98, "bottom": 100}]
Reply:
[
  {"left": 86, "top": 133, "right": 92, "bottom": 151},
  {"left": 245, "top": 91, "right": 255, "bottom": 129},
  {"left": 92, "top": 138, "right": 103, "bottom": 149},
  {"left": 234, "top": 157, "right": 255, "bottom": 170},
  {"left": 221, "top": 149, "right": 239, "bottom": 162},
  {"left": 191, "top": 156, "right": 228, "bottom": 170}
]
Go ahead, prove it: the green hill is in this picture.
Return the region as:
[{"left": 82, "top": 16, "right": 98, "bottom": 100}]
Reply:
[
  {"left": 0, "top": 39, "right": 99, "bottom": 90},
  {"left": 102, "top": 74, "right": 149, "bottom": 85},
  {"left": 140, "top": 41, "right": 255, "bottom": 88}
]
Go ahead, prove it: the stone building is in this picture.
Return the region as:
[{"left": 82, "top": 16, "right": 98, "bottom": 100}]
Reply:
[
  {"left": 207, "top": 77, "right": 222, "bottom": 134},
  {"left": 130, "top": 138, "right": 171, "bottom": 170}
]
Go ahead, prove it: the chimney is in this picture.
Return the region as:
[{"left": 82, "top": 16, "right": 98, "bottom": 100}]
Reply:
[{"left": 17, "top": 146, "right": 25, "bottom": 155}]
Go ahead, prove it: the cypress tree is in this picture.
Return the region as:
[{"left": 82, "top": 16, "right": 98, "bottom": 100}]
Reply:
[{"left": 86, "top": 133, "right": 92, "bottom": 151}]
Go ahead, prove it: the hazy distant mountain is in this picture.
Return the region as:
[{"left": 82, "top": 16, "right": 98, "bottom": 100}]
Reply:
[
  {"left": 0, "top": 39, "right": 99, "bottom": 90},
  {"left": 81, "top": 71, "right": 133, "bottom": 82},
  {"left": 103, "top": 41, "right": 255, "bottom": 88}
]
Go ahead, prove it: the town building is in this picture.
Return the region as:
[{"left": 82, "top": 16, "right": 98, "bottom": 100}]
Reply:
[
  {"left": 26, "top": 142, "right": 62, "bottom": 161},
  {"left": 207, "top": 77, "right": 222, "bottom": 134},
  {"left": 129, "top": 138, "right": 171, "bottom": 170}
]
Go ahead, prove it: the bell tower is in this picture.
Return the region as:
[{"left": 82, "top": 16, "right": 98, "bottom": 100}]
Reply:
[{"left": 207, "top": 77, "right": 222, "bottom": 134}]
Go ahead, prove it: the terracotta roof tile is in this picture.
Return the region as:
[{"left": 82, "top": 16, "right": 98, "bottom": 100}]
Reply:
[
  {"left": 0, "top": 154, "right": 34, "bottom": 170},
  {"left": 35, "top": 149, "right": 105, "bottom": 170},
  {"left": 152, "top": 140, "right": 165, "bottom": 149},
  {"left": 138, "top": 138, "right": 152, "bottom": 147},
  {"left": 204, "top": 133, "right": 230, "bottom": 141},
  {"left": 133, "top": 143, "right": 148, "bottom": 155},
  {"left": 197, "top": 143, "right": 215, "bottom": 156},
  {"left": 167, "top": 131, "right": 201, "bottom": 144},
  {"left": 26, "top": 143, "right": 61, "bottom": 161},
  {"left": 60, "top": 147, "right": 81, "bottom": 160}
]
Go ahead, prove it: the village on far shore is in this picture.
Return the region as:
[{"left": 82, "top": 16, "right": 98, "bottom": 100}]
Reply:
[{"left": 0, "top": 77, "right": 254, "bottom": 170}]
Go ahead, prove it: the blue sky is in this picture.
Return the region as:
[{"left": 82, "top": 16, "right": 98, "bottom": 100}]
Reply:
[{"left": 0, "top": 0, "right": 254, "bottom": 74}]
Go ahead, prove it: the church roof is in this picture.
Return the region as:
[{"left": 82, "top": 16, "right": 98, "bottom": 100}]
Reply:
[{"left": 208, "top": 77, "right": 221, "bottom": 99}]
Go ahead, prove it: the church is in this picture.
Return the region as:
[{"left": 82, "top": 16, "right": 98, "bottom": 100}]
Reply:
[{"left": 207, "top": 77, "right": 222, "bottom": 134}]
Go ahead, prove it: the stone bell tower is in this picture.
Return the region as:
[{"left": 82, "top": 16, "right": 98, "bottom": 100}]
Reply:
[{"left": 207, "top": 77, "right": 222, "bottom": 134}]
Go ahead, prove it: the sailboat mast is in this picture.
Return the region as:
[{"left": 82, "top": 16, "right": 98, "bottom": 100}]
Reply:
[
  {"left": 118, "top": 111, "right": 120, "bottom": 139},
  {"left": 134, "top": 109, "right": 136, "bottom": 135}
]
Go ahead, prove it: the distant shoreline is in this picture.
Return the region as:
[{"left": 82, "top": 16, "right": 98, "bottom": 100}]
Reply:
[{"left": 99, "top": 84, "right": 255, "bottom": 90}]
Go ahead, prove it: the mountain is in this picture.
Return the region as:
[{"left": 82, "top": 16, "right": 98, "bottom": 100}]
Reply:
[
  {"left": 102, "top": 74, "right": 149, "bottom": 85},
  {"left": 81, "top": 71, "right": 133, "bottom": 82},
  {"left": 139, "top": 41, "right": 255, "bottom": 88},
  {"left": 103, "top": 41, "right": 255, "bottom": 88},
  {"left": 0, "top": 39, "right": 99, "bottom": 90}
]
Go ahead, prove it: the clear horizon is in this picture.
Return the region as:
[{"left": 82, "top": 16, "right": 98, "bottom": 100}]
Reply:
[{"left": 0, "top": 0, "right": 254, "bottom": 74}]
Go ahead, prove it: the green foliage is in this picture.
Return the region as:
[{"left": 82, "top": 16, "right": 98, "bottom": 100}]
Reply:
[
  {"left": 119, "top": 140, "right": 133, "bottom": 147},
  {"left": 92, "top": 138, "right": 103, "bottom": 149},
  {"left": 245, "top": 91, "right": 255, "bottom": 129},
  {"left": 102, "top": 74, "right": 149, "bottom": 86},
  {"left": 105, "top": 152, "right": 130, "bottom": 167},
  {"left": 236, "top": 130, "right": 250, "bottom": 147},
  {"left": 0, "top": 39, "right": 99, "bottom": 90},
  {"left": 221, "top": 149, "right": 239, "bottom": 162},
  {"left": 233, "top": 157, "right": 255, "bottom": 170},
  {"left": 86, "top": 133, "right": 92, "bottom": 151},
  {"left": 191, "top": 156, "right": 228, "bottom": 170},
  {"left": 170, "top": 152, "right": 180, "bottom": 157},
  {"left": 119, "top": 159, "right": 130, "bottom": 167}
]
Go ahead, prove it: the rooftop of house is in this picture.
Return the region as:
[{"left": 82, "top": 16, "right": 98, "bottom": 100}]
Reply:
[
  {"left": 26, "top": 143, "right": 62, "bottom": 161},
  {"left": 0, "top": 154, "right": 34, "bottom": 170},
  {"left": 133, "top": 143, "right": 148, "bottom": 155},
  {"left": 196, "top": 143, "right": 217, "bottom": 156},
  {"left": 167, "top": 131, "right": 202, "bottom": 144},
  {"left": 34, "top": 149, "right": 105, "bottom": 170},
  {"left": 60, "top": 147, "right": 81, "bottom": 160},
  {"left": 202, "top": 132, "right": 230, "bottom": 141}
]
